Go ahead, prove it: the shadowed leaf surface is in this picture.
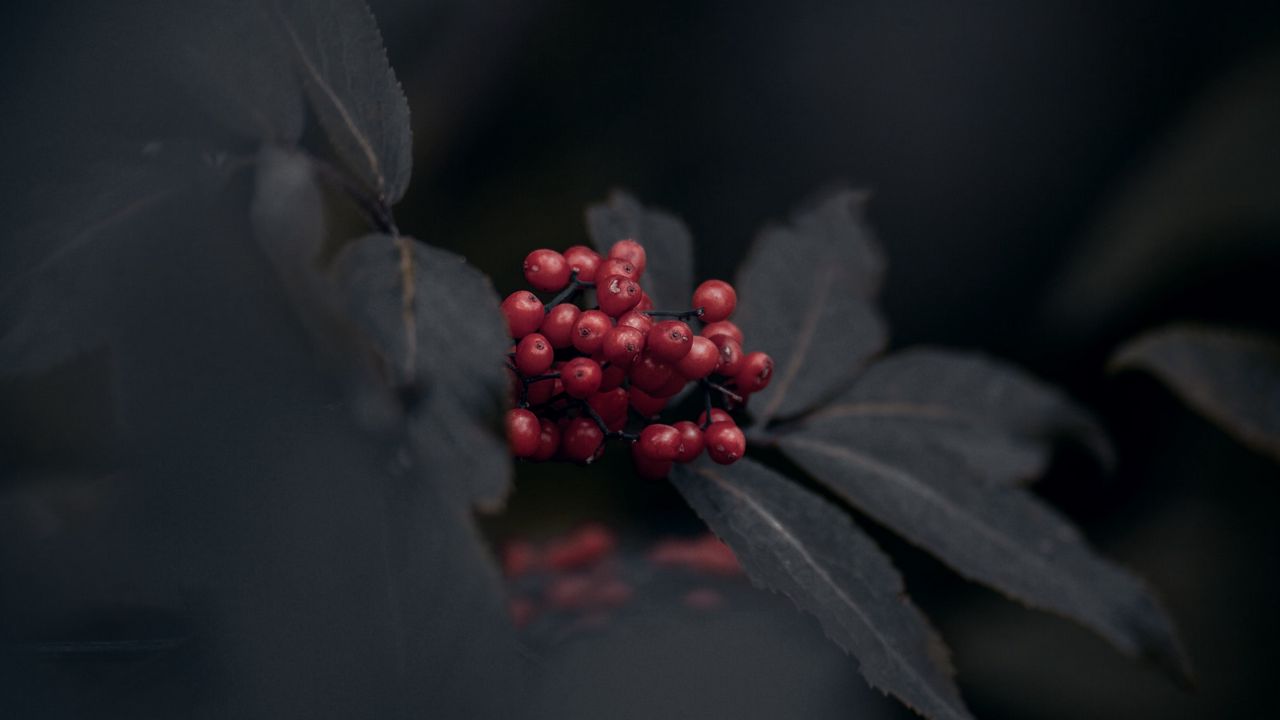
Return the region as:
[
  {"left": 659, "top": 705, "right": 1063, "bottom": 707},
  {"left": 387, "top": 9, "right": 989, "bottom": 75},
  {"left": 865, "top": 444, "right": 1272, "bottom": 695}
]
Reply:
[
  {"left": 336, "top": 234, "right": 512, "bottom": 510},
  {"left": 735, "top": 191, "right": 888, "bottom": 426},
  {"left": 671, "top": 458, "right": 972, "bottom": 720},
  {"left": 586, "top": 191, "right": 695, "bottom": 312},
  {"left": 274, "top": 0, "right": 413, "bottom": 204},
  {"left": 1112, "top": 324, "right": 1280, "bottom": 463},
  {"left": 778, "top": 427, "right": 1191, "bottom": 684}
]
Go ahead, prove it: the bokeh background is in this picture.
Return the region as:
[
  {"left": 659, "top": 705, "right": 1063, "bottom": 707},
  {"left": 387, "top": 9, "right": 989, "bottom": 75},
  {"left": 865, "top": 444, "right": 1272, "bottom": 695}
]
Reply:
[{"left": 4, "top": 1, "right": 1279, "bottom": 717}]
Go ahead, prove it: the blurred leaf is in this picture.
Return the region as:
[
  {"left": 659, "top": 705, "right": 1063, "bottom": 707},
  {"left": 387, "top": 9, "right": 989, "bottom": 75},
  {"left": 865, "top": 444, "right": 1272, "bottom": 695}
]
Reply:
[
  {"left": 778, "top": 423, "right": 1191, "bottom": 684},
  {"left": 672, "top": 458, "right": 973, "bottom": 720},
  {"left": 736, "top": 190, "right": 887, "bottom": 426},
  {"left": 1112, "top": 324, "right": 1280, "bottom": 464},
  {"left": 799, "top": 347, "right": 1114, "bottom": 483},
  {"left": 273, "top": 0, "right": 413, "bottom": 205},
  {"left": 586, "top": 191, "right": 695, "bottom": 311},
  {"left": 336, "top": 234, "right": 511, "bottom": 510}
]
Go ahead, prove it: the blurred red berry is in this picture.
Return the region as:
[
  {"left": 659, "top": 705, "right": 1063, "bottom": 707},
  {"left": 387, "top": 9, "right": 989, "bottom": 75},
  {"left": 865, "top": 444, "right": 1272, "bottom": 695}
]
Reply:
[
  {"left": 701, "top": 320, "right": 744, "bottom": 345},
  {"left": 673, "top": 420, "right": 705, "bottom": 462},
  {"left": 505, "top": 409, "right": 541, "bottom": 458},
  {"left": 501, "top": 291, "right": 544, "bottom": 338},
  {"left": 515, "top": 333, "right": 554, "bottom": 375},
  {"left": 608, "top": 238, "right": 647, "bottom": 277}
]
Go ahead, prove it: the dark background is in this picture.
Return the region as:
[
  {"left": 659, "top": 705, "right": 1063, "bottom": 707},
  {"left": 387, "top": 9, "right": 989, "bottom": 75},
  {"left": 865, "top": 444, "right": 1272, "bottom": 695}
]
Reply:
[{"left": 3, "top": 1, "right": 1279, "bottom": 717}]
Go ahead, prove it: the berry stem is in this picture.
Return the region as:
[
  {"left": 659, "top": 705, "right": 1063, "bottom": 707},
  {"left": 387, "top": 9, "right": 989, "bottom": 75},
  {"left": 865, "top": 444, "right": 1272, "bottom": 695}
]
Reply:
[
  {"left": 521, "top": 371, "right": 561, "bottom": 385},
  {"left": 544, "top": 271, "right": 597, "bottom": 312},
  {"left": 577, "top": 399, "right": 638, "bottom": 442},
  {"left": 643, "top": 307, "right": 705, "bottom": 320},
  {"left": 700, "top": 379, "right": 714, "bottom": 430},
  {"left": 706, "top": 380, "right": 744, "bottom": 404}
]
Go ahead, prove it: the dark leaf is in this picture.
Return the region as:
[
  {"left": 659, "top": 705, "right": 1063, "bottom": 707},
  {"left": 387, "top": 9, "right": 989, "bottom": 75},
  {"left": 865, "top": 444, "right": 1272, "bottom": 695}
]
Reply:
[
  {"left": 795, "top": 347, "right": 1113, "bottom": 484},
  {"left": 778, "top": 427, "right": 1192, "bottom": 684},
  {"left": 586, "top": 191, "right": 695, "bottom": 312},
  {"left": 735, "top": 190, "right": 888, "bottom": 426},
  {"left": 672, "top": 458, "right": 972, "bottom": 720},
  {"left": 1112, "top": 324, "right": 1280, "bottom": 463},
  {"left": 273, "top": 0, "right": 413, "bottom": 205},
  {"left": 336, "top": 234, "right": 511, "bottom": 510}
]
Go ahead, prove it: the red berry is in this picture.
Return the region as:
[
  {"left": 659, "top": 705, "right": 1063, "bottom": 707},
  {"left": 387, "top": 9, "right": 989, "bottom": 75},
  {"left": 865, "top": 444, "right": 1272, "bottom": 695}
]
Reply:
[
  {"left": 588, "top": 387, "right": 629, "bottom": 425},
  {"left": 673, "top": 420, "right": 705, "bottom": 462},
  {"left": 505, "top": 409, "right": 541, "bottom": 458},
  {"left": 502, "top": 540, "right": 540, "bottom": 577},
  {"left": 539, "top": 303, "right": 581, "bottom": 349},
  {"left": 692, "top": 279, "right": 737, "bottom": 323},
  {"left": 631, "top": 442, "right": 673, "bottom": 479},
  {"left": 608, "top": 239, "right": 647, "bottom": 277},
  {"left": 617, "top": 309, "right": 654, "bottom": 335},
  {"left": 515, "top": 333, "right": 554, "bottom": 375},
  {"left": 547, "top": 523, "right": 616, "bottom": 571},
  {"left": 710, "top": 335, "right": 745, "bottom": 376},
  {"left": 523, "top": 249, "right": 571, "bottom": 292},
  {"left": 562, "top": 357, "right": 603, "bottom": 398},
  {"left": 600, "top": 325, "right": 646, "bottom": 367},
  {"left": 674, "top": 335, "right": 719, "bottom": 380},
  {"left": 572, "top": 309, "right": 613, "bottom": 355},
  {"left": 629, "top": 353, "right": 674, "bottom": 394},
  {"left": 654, "top": 371, "right": 689, "bottom": 398},
  {"left": 628, "top": 386, "right": 668, "bottom": 417},
  {"left": 646, "top": 320, "right": 693, "bottom": 362},
  {"left": 501, "top": 291, "right": 544, "bottom": 338},
  {"left": 526, "top": 376, "right": 559, "bottom": 405},
  {"left": 735, "top": 351, "right": 774, "bottom": 394},
  {"left": 596, "top": 274, "right": 643, "bottom": 316},
  {"left": 599, "top": 363, "right": 627, "bottom": 392},
  {"left": 635, "top": 292, "right": 654, "bottom": 312},
  {"left": 532, "top": 418, "right": 560, "bottom": 461},
  {"left": 637, "top": 423, "right": 683, "bottom": 461},
  {"left": 704, "top": 422, "right": 746, "bottom": 464},
  {"left": 597, "top": 257, "right": 638, "bottom": 281},
  {"left": 701, "top": 320, "right": 744, "bottom": 346},
  {"left": 697, "top": 408, "right": 733, "bottom": 427},
  {"left": 561, "top": 417, "right": 605, "bottom": 463},
  {"left": 562, "top": 245, "right": 601, "bottom": 282}
]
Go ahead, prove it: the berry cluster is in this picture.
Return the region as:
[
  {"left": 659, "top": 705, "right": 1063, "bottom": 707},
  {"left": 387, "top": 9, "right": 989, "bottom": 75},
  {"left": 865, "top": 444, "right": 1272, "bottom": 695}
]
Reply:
[{"left": 501, "top": 239, "right": 773, "bottom": 478}]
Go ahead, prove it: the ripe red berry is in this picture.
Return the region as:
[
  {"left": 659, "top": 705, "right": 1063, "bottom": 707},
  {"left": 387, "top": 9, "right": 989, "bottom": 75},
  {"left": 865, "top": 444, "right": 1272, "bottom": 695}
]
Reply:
[
  {"left": 505, "top": 409, "right": 541, "bottom": 458},
  {"left": 692, "top": 279, "right": 737, "bottom": 323},
  {"left": 608, "top": 239, "right": 647, "bottom": 277},
  {"left": 600, "top": 325, "right": 646, "bottom": 367},
  {"left": 561, "top": 417, "right": 605, "bottom": 463},
  {"left": 637, "top": 423, "right": 683, "bottom": 462},
  {"left": 646, "top": 320, "right": 693, "bottom": 362},
  {"left": 629, "top": 353, "right": 674, "bottom": 394},
  {"left": 547, "top": 523, "right": 616, "bottom": 571},
  {"left": 735, "top": 351, "right": 774, "bottom": 394},
  {"left": 539, "top": 303, "right": 580, "bottom": 349},
  {"left": 704, "top": 422, "right": 746, "bottom": 464},
  {"left": 635, "top": 292, "right": 654, "bottom": 312},
  {"left": 674, "top": 335, "right": 719, "bottom": 380},
  {"left": 654, "top": 371, "right": 689, "bottom": 398},
  {"left": 523, "top": 248, "right": 571, "bottom": 292},
  {"left": 710, "top": 334, "right": 745, "bottom": 376},
  {"left": 532, "top": 418, "right": 560, "bottom": 461},
  {"left": 628, "top": 386, "right": 668, "bottom": 417},
  {"left": 701, "top": 320, "right": 744, "bottom": 346},
  {"left": 596, "top": 274, "right": 643, "bottom": 317},
  {"left": 562, "top": 245, "right": 601, "bottom": 282},
  {"left": 572, "top": 309, "right": 613, "bottom": 355},
  {"left": 562, "top": 357, "right": 603, "bottom": 398},
  {"left": 617, "top": 309, "right": 654, "bottom": 335},
  {"left": 515, "top": 333, "right": 554, "bottom": 375},
  {"left": 501, "top": 291, "right": 544, "bottom": 338},
  {"left": 673, "top": 420, "right": 705, "bottom": 462},
  {"left": 631, "top": 442, "right": 673, "bottom": 479},
  {"left": 588, "top": 387, "right": 629, "bottom": 425},
  {"left": 599, "top": 362, "right": 628, "bottom": 392},
  {"left": 597, "top": 257, "right": 638, "bottom": 281},
  {"left": 525, "top": 376, "right": 559, "bottom": 405}
]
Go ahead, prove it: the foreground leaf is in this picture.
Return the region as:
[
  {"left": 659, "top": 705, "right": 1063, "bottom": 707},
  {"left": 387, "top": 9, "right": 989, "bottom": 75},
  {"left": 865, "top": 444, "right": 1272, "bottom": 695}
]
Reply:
[
  {"left": 273, "top": 0, "right": 413, "bottom": 205},
  {"left": 799, "top": 347, "right": 1114, "bottom": 484},
  {"left": 336, "top": 234, "right": 511, "bottom": 509},
  {"left": 586, "top": 191, "right": 695, "bottom": 311},
  {"left": 1112, "top": 324, "right": 1280, "bottom": 463},
  {"left": 735, "top": 191, "right": 888, "bottom": 426},
  {"left": 672, "top": 458, "right": 972, "bottom": 720},
  {"left": 778, "top": 427, "right": 1192, "bottom": 683}
]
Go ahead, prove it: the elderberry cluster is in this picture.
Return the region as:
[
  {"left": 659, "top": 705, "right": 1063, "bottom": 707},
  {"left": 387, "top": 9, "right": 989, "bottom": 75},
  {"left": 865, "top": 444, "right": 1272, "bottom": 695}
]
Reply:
[{"left": 501, "top": 239, "right": 773, "bottom": 478}]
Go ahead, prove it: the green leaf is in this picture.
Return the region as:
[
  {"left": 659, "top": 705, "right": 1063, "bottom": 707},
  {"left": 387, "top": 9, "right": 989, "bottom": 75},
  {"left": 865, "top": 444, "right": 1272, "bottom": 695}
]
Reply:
[
  {"left": 586, "top": 191, "right": 696, "bottom": 311},
  {"left": 735, "top": 190, "right": 888, "bottom": 426},
  {"left": 672, "top": 458, "right": 973, "bottom": 720},
  {"left": 1112, "top": 324, "right": 1280, "bottom": 464}
]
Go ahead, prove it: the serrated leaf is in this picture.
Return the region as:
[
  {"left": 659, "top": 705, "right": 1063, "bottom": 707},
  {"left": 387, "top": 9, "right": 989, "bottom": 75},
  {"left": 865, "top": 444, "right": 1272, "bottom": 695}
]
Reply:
[
  {"left": 273, "top": 0, "right": 413, "bottom": 205},
  {"left": 671, "top": 458, "right": 973, "bottom": 720},
  {"left": 1112, "top": 324, "right": 1280, "bottom": 464},
  {"left": 586, "top": 191, "right": 695, "bottom": 311},
  {"left": 335, "top": 234, "right": 511, "bottom": 509},
  {"left": 798, "top": 347, "right": 1114, "bottom": 484},
  {"left": 735, "top": 190, "right": 888, "bottom": 426},
  {"left": 778, "top": 426, "right": 1192, "bottom": 684}
]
